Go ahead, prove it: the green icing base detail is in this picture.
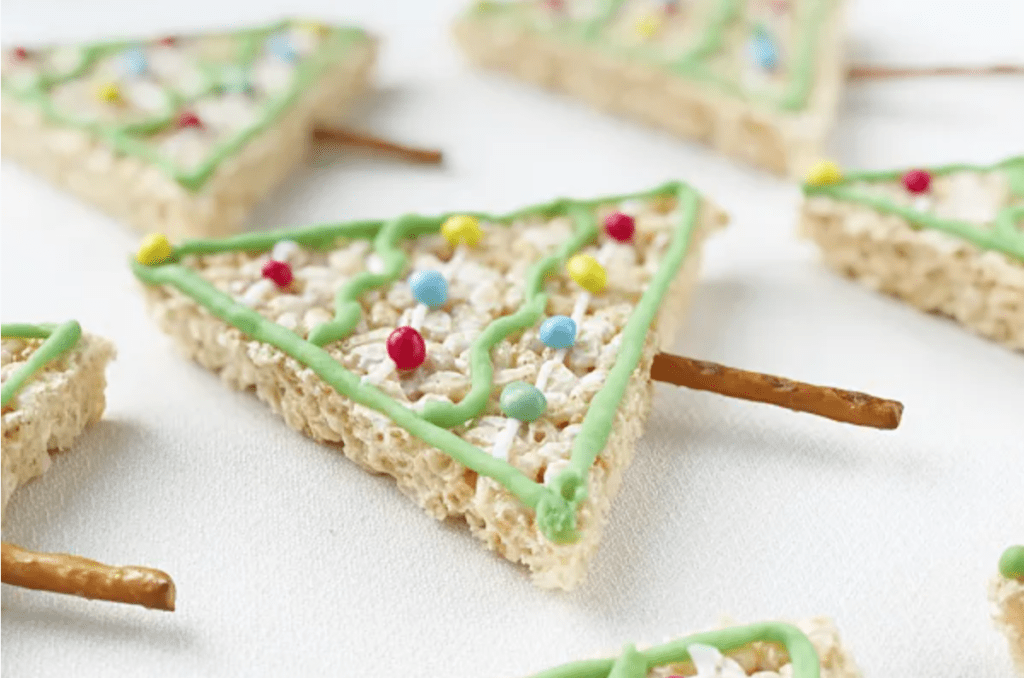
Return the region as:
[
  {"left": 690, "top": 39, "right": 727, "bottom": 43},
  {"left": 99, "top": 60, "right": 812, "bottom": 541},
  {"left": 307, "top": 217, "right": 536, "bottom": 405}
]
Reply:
[
  {"left": 527, "top": 622, "right": 820, "bottom": 678},
  {"left": 802, "top": 156, "right": 1024, "bottom": 262},
  {"left": 1000, "top": 545, "right": 1024, "bottom": 580},
  {"left": 2, "top": 20, "right": 373, "bottom": 192},
  {"left": 465, "top": 0, "right": 834, "bottom": 112},
  {"left": 132, "top": 182, "right": 703, "bottom": 543},
  {"left": 0, "top": 321, "right": 83, "bottom": 409}
]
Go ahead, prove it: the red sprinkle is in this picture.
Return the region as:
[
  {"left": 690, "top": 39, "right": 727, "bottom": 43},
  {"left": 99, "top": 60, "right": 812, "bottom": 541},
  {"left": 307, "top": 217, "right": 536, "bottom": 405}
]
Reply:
[
  {"left": 261, "top": 260, "right": 293, "bottom": 288},
  {"left": 177, "top": 110, "right": 203, "bottom": 130},
  {"left": 13, "top": 47, "right": 28, "bottom": 60},
  {"left": 159, "top": 37, "right": 177, "bottom": 46},
  {"left": 902, "top": 169, "right": 931, "bottom": 194},
  {"left": 604, "top": 211, "right": 636, "bottom": 242},
  {"left": 387, "top": 327, "right": 426, "bottom": 371}
]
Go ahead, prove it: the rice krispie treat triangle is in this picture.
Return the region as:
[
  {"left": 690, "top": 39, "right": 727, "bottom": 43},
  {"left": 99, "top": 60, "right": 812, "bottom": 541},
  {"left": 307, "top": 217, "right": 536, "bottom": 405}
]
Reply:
[
  {"left": 992, "top": 545, "right": 1024, "bottom": 674},
  {"left": 1, "top": 321, "right": 175, "bottom": 611},
  {"left": 132, "top": 182, "right": 725, "bottom": 589},
  {"left": 518, "top": 618, "right": 860, "bottom": 677},
  {"left": 800, "top": 157, "right": 1024, "bottom": 351},
  {"left": 1, "top": 19, "right": 376, "bottom": 240},
  {"left": 454, "top": 0, "right": 847, "bottom": 176}
]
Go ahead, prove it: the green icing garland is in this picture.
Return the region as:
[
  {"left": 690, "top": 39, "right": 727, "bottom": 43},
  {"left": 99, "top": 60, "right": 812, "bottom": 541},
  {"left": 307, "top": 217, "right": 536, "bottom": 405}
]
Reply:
[
  {"left": 1, "top": 321, "right": 83, "bottom": 409},
  {"left": 527, "top": 622, "right": 821, "bottom": 678},
  {"left": 1, "top": 20, "right": 372, "bottom": 192},
  {"left": 802, "top": 156, "right": 1024, "bottom": 262},
  {"left": 132, "top": 182, "right": 702, "bottom": 543},
  {"left": 1000, "top": 545, "right": 1024, "bottom": 580},
  {"left": 467, "top": 0, "right": 834, "bottom": 112}
]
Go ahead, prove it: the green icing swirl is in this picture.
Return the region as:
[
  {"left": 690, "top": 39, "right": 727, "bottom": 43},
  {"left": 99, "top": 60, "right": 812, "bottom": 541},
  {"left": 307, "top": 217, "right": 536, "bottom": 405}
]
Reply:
[
  {"left": 527, "top": 622, "right": 821, "bottom": 678},
  {"left": 466, "top": 0, "right": 834, "bottom": 112},
  {"left": 802, "top": 156, "right": 1024, "bottom": 262},
  {"left": 421, "top": 204, "right": 599, "bottom": 428},
  {"left": 1000, "top": 545, "right": 1024, "bottom": 580},
  {"left": 1, "top": 20, "right": 373, "bottom": 192},
  {"left": 1, "top": 321, "right": 83, "bottom": 409},
  {"left": 131, "top": 181, "right": 702, "bottom": 543}
]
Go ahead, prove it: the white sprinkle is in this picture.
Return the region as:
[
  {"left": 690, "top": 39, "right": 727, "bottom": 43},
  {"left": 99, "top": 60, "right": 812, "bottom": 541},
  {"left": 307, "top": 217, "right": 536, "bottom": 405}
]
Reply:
[
  {"left": 271, "top": 239, "right": 301, "bottom": 263},
  {"left": 239, "top": 278, "right": 275, "bottom": 307}
]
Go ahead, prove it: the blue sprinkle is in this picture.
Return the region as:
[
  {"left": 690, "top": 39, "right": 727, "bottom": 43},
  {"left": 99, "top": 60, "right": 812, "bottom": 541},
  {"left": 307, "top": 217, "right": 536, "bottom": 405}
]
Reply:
[
  {"left": 539, "top": 315, "right": 577, "bottom": 349},
  {"left": 499, "top": 382, "right": 547, "bottom": 422},
  {"left": 267, "top": 33, "right": 297, "bottom": 62},
  {"left": 120, "top": 47, "right": 147, "bottom": 77},
  {"left": 409, "top": 270, "right": 448, "bottom": 308},
  {"left": 748, "top": 32, "right": 779, "bottom": 70}
]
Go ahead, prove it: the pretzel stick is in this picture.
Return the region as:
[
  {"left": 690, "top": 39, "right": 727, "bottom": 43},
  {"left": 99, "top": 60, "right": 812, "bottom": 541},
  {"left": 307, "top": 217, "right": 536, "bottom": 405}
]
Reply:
[
  {"left": 311, "top": 127, "right": 443, "bottom": 164},
  {"left": 1, "top": 542, "right": 176, "bottom": 611},
  {"left": 650, "top": 353, "right": 903, "bottom": 429},
  {"left": 849, "top": 64, "right": 1024, "bottom": 79}
]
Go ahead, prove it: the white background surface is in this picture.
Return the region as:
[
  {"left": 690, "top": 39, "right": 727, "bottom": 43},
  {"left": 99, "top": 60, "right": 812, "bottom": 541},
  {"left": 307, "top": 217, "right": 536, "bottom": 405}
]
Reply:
[{"left": 1, "top": 1, "right": 1023, "bottom": 676}]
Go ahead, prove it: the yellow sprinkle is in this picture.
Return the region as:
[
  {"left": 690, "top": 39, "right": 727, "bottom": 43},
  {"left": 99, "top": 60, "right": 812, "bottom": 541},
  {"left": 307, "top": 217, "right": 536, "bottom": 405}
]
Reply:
[
  {"left": 136, "top": 233, "right": 172, "bottom": 266},
  {"left": 97, "top": 82, "right": 122, "bottom": 104},
  {"left": 298, "top": 21, "right": 330, "bottom": 37},
  {"left": 567, "top": 254, "right": 607, "bottom": 293},
  {"left": 805, "top": 160, "right": 842, "bottom": 186},
  {"left": 441, "top": 215, "right": 483, "bottom": 248},
  {"left": 635, "top": 15, "right": 662, "bottom": 38}
]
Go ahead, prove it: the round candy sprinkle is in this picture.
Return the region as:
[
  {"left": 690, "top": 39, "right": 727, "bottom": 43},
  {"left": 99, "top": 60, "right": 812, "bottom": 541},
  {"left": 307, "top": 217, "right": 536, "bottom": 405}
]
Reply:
[
  {"left": 261, "top": 260, "right": 293, "bottom": 288},
  {"left": 136, "top": 233, "right": 172, "bottom": 265},
  {"left": 267, "top": 33, "right": 297, "bottom": 61},
  {"left": 499, "top": 381, "right": 547, "bottom": 422},
  {"left": 96, "top": 82, "right": 123, "bottom": 104},
  {"left": 120, "top": 47, "right": 147, "bottom": 77},
  {"left": 177, "top": 110, "right": 203, "bottom": 130},
  {"left": 604, "top": 211, "right": 636, "bottom": 242},
  {"left": 805, "top": 160, "right": 842, "bottom": 186},
  {"left": 409, "top": 270, "right": 448, "bottom": 308},
  {"left": 635, "top": 15, "right": 662, "bottom": 38},
  {"left": 387, "top": 326, "right": 427, "bottom": 371},
  {"left": 159, "top": 37, "right": 177, "bottom": 47},
  {"left": 748, "top": 31, "right": 778, "bottom": 70},
  {"left": 901, "top": 169, "right": 931, "bottom": 194},
  {"left": 441, "top": 215, "right": 483, "bottom": 247},
  {"left": 539, "top": 315, "right": 577, "bottom": 349},
  {"left": 13, "top": 47, "right": 28, "bottom": 60},
  {"left": 567, "top": 254, "right": 607, "bottom": 293}
]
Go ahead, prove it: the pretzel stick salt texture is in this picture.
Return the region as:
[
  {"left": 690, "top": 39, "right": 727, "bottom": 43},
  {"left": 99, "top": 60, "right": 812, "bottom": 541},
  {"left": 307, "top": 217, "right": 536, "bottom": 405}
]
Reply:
[
  {"left": 312, "top": 127, "right": 443, "bottom": 164},
  {"left": 650, "top": 353, "right": 903, "bottom": 429},
  {"left": 1, "top": 542, "right": 176, "bottom": 611}
]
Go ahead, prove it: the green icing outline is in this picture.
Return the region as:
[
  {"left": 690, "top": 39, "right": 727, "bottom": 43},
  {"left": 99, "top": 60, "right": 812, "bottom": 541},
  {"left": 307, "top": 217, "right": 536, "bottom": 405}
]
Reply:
[
  {"left": 527, "top": 621, "right": 820, "bottom": 678},
  {"left": 1, "top": 20, "right": 373, "bottom": 192},
  {"left": 1, "top": 321, "right": 83, "bottom": 409},
  {"left": 1000, "top": 545, "right": 1024, "bottom": 580},
  {"left": 802, "top": 156, "right": 1024, "bottom": 262},
  {"left": 464, "top": 0, "right": 835, "bottom": 112},
  {"left": 131, "top": 181, "right": 703, "bottom": 543}
]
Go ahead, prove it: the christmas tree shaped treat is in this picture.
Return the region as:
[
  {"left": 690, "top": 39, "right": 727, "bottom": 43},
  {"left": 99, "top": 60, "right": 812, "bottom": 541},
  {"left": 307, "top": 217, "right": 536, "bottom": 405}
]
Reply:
[
  {"left": 131, "top": 182, "right": 903, "bottom": 589},
  {"left": 454, "top": 0, "right": 847, "bottom": 176},
  {"left": 992, "top": 545, "right": 1024, "bottom": 674},
  {"left": 1, "top": 321, "right": 175, "bottom": 611},
  {"left": 800, "top": 157, "right": 1024, "bottom": 351},
  {"left": 517, "top": 618, "right": 860, "bottom": 677},
  {"left": 1, "top": 20, "right": 377, "bottom": 239}
]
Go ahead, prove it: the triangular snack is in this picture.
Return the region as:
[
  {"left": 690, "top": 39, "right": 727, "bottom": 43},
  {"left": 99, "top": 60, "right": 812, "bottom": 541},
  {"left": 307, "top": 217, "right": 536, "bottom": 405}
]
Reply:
[
  {"left": 1, "top": 20, "right": 376, "bottom": 239},
  {"left": 454, "top": 0, "right": 846, "bottom": 175},
  {"left": 800, "top": 157, "right": 1024, "bottom": 351},
  {"left": 1, "top": 321, "right": 114, "bottom": 518},
  {"left": 132, "top": 182, "right": 726, "bottom": 589},
  {"left": 992, "top": 546, "right": 1024, "bottom": 673},
  {"left": 516, "top": 618, "right": 859, "bottom": 677}
]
